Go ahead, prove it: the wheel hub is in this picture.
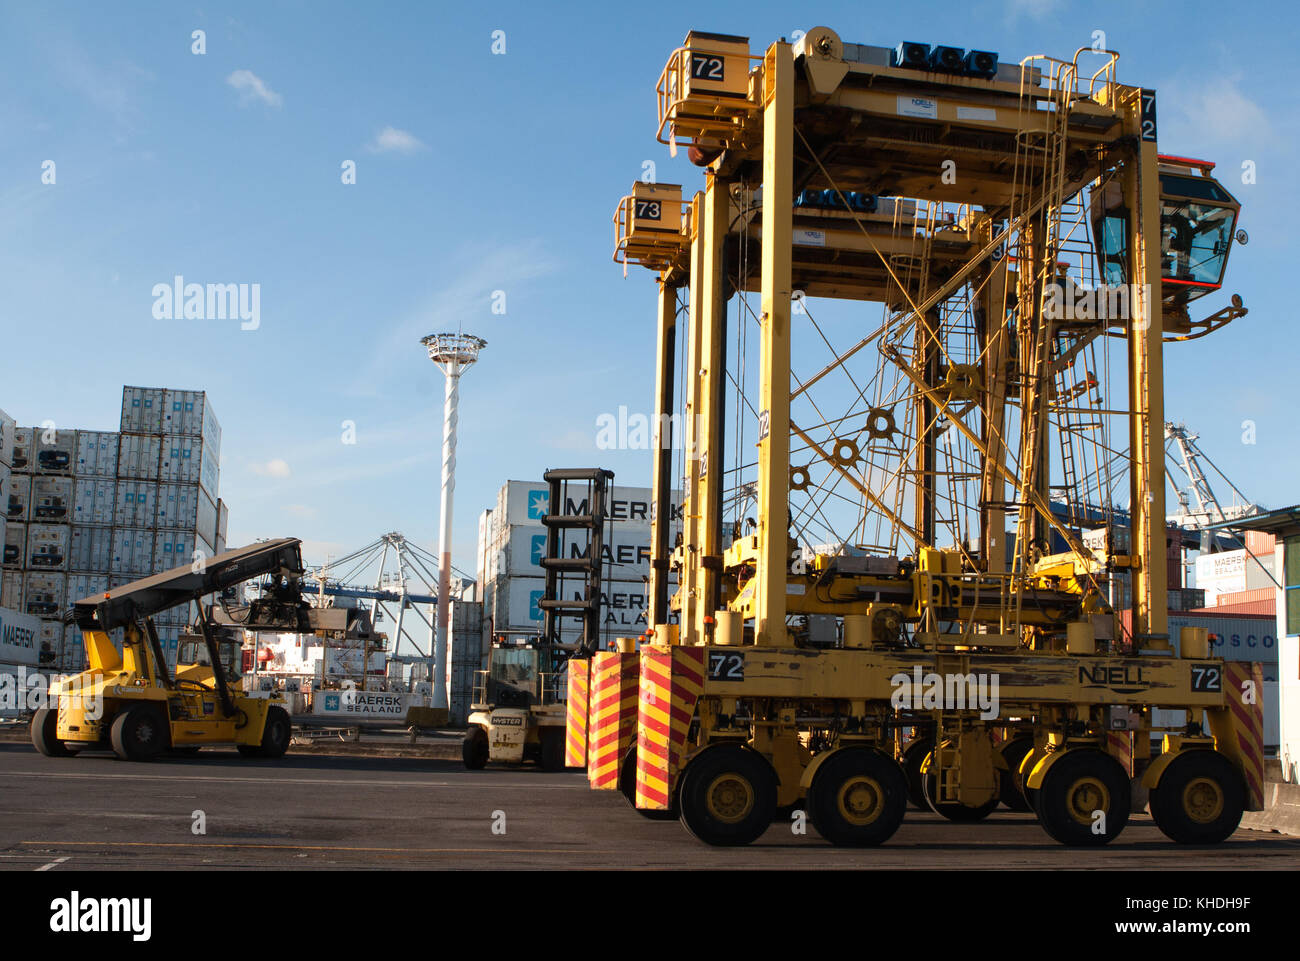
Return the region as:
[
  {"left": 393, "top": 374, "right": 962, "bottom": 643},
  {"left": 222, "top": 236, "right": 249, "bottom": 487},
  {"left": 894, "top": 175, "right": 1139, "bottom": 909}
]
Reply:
[
  {"left": 1183, "top": 777, "right": 1225, "bottom": 823},
  {"left": 1066, "top": 775, "right": 1110, "bottom": 825},
  {"left": 705, "top": 774, "right": 754, "bottom": 823},
  {"left": 837, "top": 775, "right": 884, "bottom": 825}
]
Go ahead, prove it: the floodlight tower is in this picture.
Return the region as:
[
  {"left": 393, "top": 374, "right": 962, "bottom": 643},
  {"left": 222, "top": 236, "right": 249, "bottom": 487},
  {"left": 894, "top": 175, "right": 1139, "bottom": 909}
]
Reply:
[{"left": 421, "top": 332, "right": 486, "bottom": 711}]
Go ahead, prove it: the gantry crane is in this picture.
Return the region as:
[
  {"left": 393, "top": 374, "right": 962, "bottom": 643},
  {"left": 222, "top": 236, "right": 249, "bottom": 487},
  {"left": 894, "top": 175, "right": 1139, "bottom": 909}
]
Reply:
[{"left": 571, "top": 27, "right": 1262, "bottom": 848}]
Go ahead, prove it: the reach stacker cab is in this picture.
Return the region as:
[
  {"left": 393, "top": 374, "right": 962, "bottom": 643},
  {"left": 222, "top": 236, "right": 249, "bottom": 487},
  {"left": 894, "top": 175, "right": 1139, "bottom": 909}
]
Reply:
[{"left": 31, "top": 537, "right": 312, "bottom": 762}]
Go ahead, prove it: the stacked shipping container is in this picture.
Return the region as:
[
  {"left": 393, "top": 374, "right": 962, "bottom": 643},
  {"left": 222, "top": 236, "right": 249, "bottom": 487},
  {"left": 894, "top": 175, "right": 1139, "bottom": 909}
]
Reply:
[{"left": 0, "top": 387, "right": 230, "bottom": 672}]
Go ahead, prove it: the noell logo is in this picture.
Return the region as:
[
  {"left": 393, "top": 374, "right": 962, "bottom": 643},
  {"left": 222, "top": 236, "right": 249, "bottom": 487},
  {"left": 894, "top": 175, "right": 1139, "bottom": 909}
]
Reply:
[
  {"left": 890, "top": 667, "right": 1000, "bottom": 720},
  {"left": 50, "top": 892, "right": 151, "bottom": 942},
  {"left": 151, "top": 275, "right": 261, "bottom": 330}
]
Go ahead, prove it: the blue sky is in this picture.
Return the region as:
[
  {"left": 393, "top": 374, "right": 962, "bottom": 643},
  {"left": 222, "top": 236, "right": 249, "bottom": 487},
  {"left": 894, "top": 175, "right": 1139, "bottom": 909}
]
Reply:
[{"left": 1, "top": 0, "right": 1295, "bottom": 573}]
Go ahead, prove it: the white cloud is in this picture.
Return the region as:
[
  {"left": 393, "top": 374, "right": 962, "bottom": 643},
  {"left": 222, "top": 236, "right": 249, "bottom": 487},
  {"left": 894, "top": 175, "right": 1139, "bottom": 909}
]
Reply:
[
  {"left": 226, "top": 69, "right": 283, "bottom": 107},
  {"left": 1006, "top": 0, "right": 1062, "bottom": 20},
  {"left": 252, "top": 458, "right": 291, "bottom": 478},
  {"left": 366, "top": 126, "right": 427, "bottom": 154},
  {"left": 1162, "top": 75, "right": 1271, "bottom": 149}
]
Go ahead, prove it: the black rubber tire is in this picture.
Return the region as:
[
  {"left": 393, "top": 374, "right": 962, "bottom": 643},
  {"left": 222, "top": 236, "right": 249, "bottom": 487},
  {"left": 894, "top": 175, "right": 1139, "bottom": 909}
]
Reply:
[
  {"left": 902, "top": 738, "right": 932, "bottom": 809},
  {"left": 1149, "top": 750, "right": 1245, "bottom": 845},
  {"left": 1020, "top": 749, "right": 1042, "bottom": 812},
  {"left": 109, "top": 704, "right": 167, "bottom": 762},
  {"left": 539, "top": 729, "right": 564, "bottom": 771},
  {"left": 807, "top": 748, "right": 908, "bottom": 846},
  {"left": 255, "top": 706, "right": 291, "bottom": 759},
  {"left": 678, "top": 745, "right": 777, "bottom": 847},
  {"left": 30, "top": 708, "right": 73, "bottom": 757},
  {"left": 462, "top": 725, "right": 489, "bottom": 770},
  {"left": 998, "top": 737, "right": 1035, "bottom": 812},
  {"left": 619, "top": 746, "right": 678, "bottom": 819},
  {"left": 922, "top": 748, "right": 999, "bottom": 822},
  {"left": 1034, "top": 749, "right": 1131, "bottom": 846},
  {"left": 171, "top": 746, "right": 202, "bottom": 756}
]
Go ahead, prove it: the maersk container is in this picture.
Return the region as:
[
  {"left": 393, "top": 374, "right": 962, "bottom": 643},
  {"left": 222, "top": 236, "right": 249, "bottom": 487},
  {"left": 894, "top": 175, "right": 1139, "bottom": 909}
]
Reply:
[
  {"left": 120, "top": 386, "right": 165, "bottom": 433},
  {"left": 31, "top": 429, "right": 75, "bottom": 474},
  {"left": 0, "top": 410, "right": 14, "bottom": 467},
  {"left": 493, "top": 523, "right": 655, "bottom": 582},
  {"left": 71, "top": 477, "right": 115, "bottom": 526},
  {"left": 159, "top": 437, "right": 219, "bottom": 501},
  {"left": 110, "top": 528, "right": 154, "bottom": 578},
  {"left": 117, "top": 433, "right": 163, "bottom": 481},
  {"left": 0, "top": 571, "right": 23, "bottom": 610},
  {"left": 67, "top": 573, "right": 109, "bottom": 603},
  {"left": 68, "top": 526, "right": 113, "bottom": 573},
  {"left": 3, "top": 523, "right": 24, "bottom": 570},
  {"left": 22, "top": 572, "right": 65, "bottom": 618},
  {"left": 114, "top": 480, "right": 157, "bottom": 528},
  {"left": 10, "top": 428, "right": 32, "bottom": 471},
  {"left": 6, "top": 475, "right": 30, "bottom": 523},
  {"left": 74, "top": 430, "right": 119, "bottom": 477},
  {"left": 161, "top": 389, "right": 222, "bottom": 457},
  {"left": 491, "top": 479, "right": 679, "bottom": 531},
  {"left": 27, "top": 524, "right": 69, "bottom": 571},
  {"left": 30, "top": 476, "right": 73, "bottom": 522},
  {"left": 155, "top": 483, "right": 218, "bottom": 542},
  {"left": 0, "top": 605, "right": 39, "bottom": 668}
]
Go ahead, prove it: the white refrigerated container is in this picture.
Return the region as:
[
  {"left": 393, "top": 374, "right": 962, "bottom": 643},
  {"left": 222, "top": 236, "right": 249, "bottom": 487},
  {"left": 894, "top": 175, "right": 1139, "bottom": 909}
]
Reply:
[
  {"left": 30, "top": 476, "right": 74, "bottom": 522},
  {"left": 161, "top": 389, "right": 221, "bottom": 457},
  {"left": 120, "top": 386, "right": 166, "bottom": 433},
  {"left": 32, "top": 429, "right": 76, "bottom": 474},
  {"left": 2, "top": 523, "right": 24, "bottom": 570},
  {"left": 6, "top": 475, "right": 30, "bottom": 523},
  {"left": 22, "top": 572, "right": 65, "bottom": 619},
  {"left": 11, "top": 428, "right": 32, "bottom": 471},
  {"left": 67, "top": 573, "right": 109, "bottom": 603},
  {"left": 116, "top": 433, "right": 163, "bottom": 480},
  {"left": 0, "top": 409, "right": 14, "bottom": 467},
  {"left": 74, "top": 430, "right": 120, "bottom": 477},
  {"left": 71, "top": 477, "right": 116, "bottom": 526},
  {"left": 159, "top": 436, "right": 220, "bottom": 501},
  {"left": 0, "top": 571, "right": 23, "bottom": 610},
  {"left": 153, "top": 529, "right": 201, "bottom": 572},
  {"left": 113, "top": 480, "right": 158, "bottom": 528},
  {"left": 68, "top": 526, "right": 113, "bottom": 573},
  {"left": 26, "top": 524, "right": 69, "bottom": 571},
  {"left": 110, "top": 528, "right": 154, "bottom": 578},
  {"left": 155, "top": 483, "right": 218, "bottom": 544}
]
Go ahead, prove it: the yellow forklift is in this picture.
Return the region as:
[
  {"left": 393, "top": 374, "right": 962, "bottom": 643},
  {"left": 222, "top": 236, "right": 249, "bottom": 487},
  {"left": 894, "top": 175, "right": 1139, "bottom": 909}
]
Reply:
[
  {"left": 31, "top": 537, "right": 312, "bottom": 761},
  {"left": 462, "top": 631, "right": 568, "bottom": 770},
  {"left": 463, "top": 468, "right": 614, "bottom": 771}
]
